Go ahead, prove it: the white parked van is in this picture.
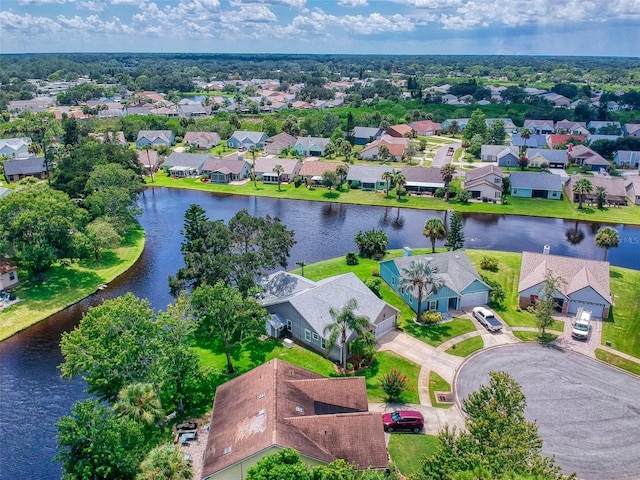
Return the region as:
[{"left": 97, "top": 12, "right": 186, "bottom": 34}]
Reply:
[{"left": 571, "top": 310, "right": 591, "bottom": 340}]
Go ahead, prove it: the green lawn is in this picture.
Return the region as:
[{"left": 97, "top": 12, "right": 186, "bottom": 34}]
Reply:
[
  {"left": 146, "top": 171, "right": 640, "bottom": 225},
  {"left": 388, "top": 434, "right": 440, "bottom": 478},
  {"left": 512, "top": 331, "right": 559, "bottom": 343},
  {"left": 595, "top": 349, "right": 640, "bottom": 376},
  {"left": 402, "top": 317, "right": 477, "bottom": 348},
  {"left": 601, "top": 266, "right": 640, "bottom": 358},
  {"left": 446, "top": 335, "right": 484, "bottom": 357},
  {"left": 0, "top": 225, "right": 146, "bottom": 341},
  {"left": 356, "top": 351, "right": 421, "bottom": 404},
  {"left": 429, "top": 371, "right": 452, "bottom": 409}
]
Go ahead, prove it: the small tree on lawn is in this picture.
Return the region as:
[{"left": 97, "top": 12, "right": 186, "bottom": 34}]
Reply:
[
  {"left": 323, "top": 298, "right": 371, "bottom": 371},
  {"left": 595, "top": 186, "right": 607, "bottom": 209},
  {"left": 445, "top": 212, "right": 465, "bottom": 251},
  {"left": 354, "top": 229, "right": 388, "bottom": 260},
  {"left": 594, "top": 226, "right": 619, "bottom": 261},
  {"left": 380, "top": 369, "right": 408, "bottom": 402},
  {"left": 534, "top": 270, "right": 565, "bottom": 336},
  {"left": 517, "top": 156, "right": 529, "bottom": 171}
]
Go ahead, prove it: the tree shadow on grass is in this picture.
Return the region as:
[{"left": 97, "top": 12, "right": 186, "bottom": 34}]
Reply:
[
  {"left": 403, "top": 321, "right": 454, "bottom": 345},
  {"left": 120, "top": 225, "right": 145, "bottom": 247},
  {"left": 21, "top": 267, "right": 103, "bottom": 304},
  {"left": 322, "top": 191, "right": 341, "bottom": 200}
]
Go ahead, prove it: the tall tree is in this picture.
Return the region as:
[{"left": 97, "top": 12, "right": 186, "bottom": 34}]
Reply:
[
  {"left": 423, "top": 217, "right": 446, "bottom": 253},
  {"left": 449, "top": 120, "right": 460, "bottom": 137},
  {"left": 572, "top": 178, "right": 593, "bottom": 209},
  {"left": 594, "top": 186, "right": 607, "bottom": 209},
  {"left": 378, "top": 144, "right": 390, "bottom": 162},
  {"left": 137, "top": 443, "right": 192, "bottom": 480},
  {"left": 323, "top": 298, "right": 371, "bottom": 370},
  {"left": 273, "top": 164, "right": 284, "bottom": 191},
  {"left": 519, "top": 127, "right": 532, "bottom": 153},
  {"left": 534, "top": 271, "right": 565, "bottom": 335},
  {"left": 335, "top": 162, "right": 349, "bottom": 188},
  {"left": 381, "top": 170, "right": 395, "bottom": 195},
  {"left": 246, "top": 448, "right": 311, "bottom": 480},
  {"left": 463, "top": 109, "right": 488, "bottom": 142},
  {"left": 399, "top": 259, "right": 445, "bottom": 322},
  {"left": 594, "top": 226, "right": 619, "bottom": 261},
  {"left": 322, "top": 170, "right": 339, "bottom": 191},
  {"left": 113, "top": 383, "right": 163, "bottom": 426},
  {"left": 445, "top": 212, "right": 465, "bottom": 251},
  {"left": 394, "top": 171, "right": 406, "bottom": 200},
  {"left": 248, "top": 146, "right": 258, "bottom": 188},
  {"left": 487, "top": 119, "right": 506, "bottom": 145},
  {"left": 440, "top": 163, "right": 457, "bottom": 201}
]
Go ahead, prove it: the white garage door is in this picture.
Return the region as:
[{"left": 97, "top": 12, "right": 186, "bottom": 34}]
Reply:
[
  {"left": 460, "top": 292, "right": 489, "bottom": 308},
  {"left": 375, "top": 316, "right": 396, "bottom": 339},
  {"left": 568, "top": 301, "right": 604, "bottom": 318}
]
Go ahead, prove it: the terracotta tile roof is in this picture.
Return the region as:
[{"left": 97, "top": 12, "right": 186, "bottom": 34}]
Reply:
[
  {"left": 386, "top": 124, "right": 414, "bottom": 137},
  {"left": 201, "top": 360, "right": 387, "bottom": 478},
  {"left": 299, "top": 161, "right": 339, "bottom": 177}
]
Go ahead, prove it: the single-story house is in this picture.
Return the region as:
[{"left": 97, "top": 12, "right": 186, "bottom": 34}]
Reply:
[
  {"left": 3, "top": 157, "right": 52, "bottom": 183},
  {"left": 566, "top": 174, "right": 627, "bottom": 206},
  {"left": 547, "top": 134, "right": 586, "bottom": 149},
  {"left": 226, "top": 130, "right": 268, "bottom": 150},
  {"left": 178, "top": 104, "right": 207, "bottom": 117},
  {"left": 183, "top": 132, "right": 221, "bottom": 150},
  {"left": 137, "top": 150, "right": 160, "bottom": 173},
  {"left": 526, "top": 148, "right": 568, "bottom": 169},
  {"left": 463, "top": 164, "right": 504, "bottom": 201},
  {"left": 509, "top": 172, "right": 563, "bottom": 199},
  {"left": 292, "top": 136, "right": 331, "bottom": 157},
  {"left": 587, "top": 134, "right": 622, "bottom": 144},
  {"left": 622, "top": 123, "right": 640, "bottom": 137},
  {"left": 259, "top": 271, "right": 398, "bottom": 355},
  {"left": 135, "top": 130, "right": 175, "bottom": 149},
  {"left": 386, "top": 124, "right": 415, "bottom": 138},
  {"left": 587, "top": 121, "right": 621, "bottom": 134},
  {"left": 540, "top": 92, "right": 571, "bottom": 108},
  {"left": 360, "top": 135, "right": 408, "bottom": 162},
  {"left": 298, "top": 161, "right": 340, "bottom": 185},
  {"left": 555, "top": 120, "right": 589, "bottom": 135},
  {"left": 200, "top": 359, "right": 388, "bottom": 480},
  {"left": 510, "top": 133, "right": 547, "bottom": 148},
  {"left": 612, "top": 150, "right": 640, "bottom": 168},
  {"left": 201, "top": 153, "right": 251, "bottom": 183},
  {"left": 0, "top": 257, "right": 19, "bottom": 290},
  {"left": 163, "top": 152, "right": 211, "bottom": 177},
  {"left": 346, "top": 165, "right": 392, "bottom": 191},
  {"left": 524, "top": 120, "right": 555, "bottom": 135},
  {"left": 487, "top": 118, "right": 517, "bottom": 133},
  {"left": 567, "top": 145, "right": 610, "bottom": 171},
  {"left": 353, "top": 126, "right": 383, "bottom": 145},
  {"left": 480, "top": 146, "right": 519, "bottom": 166},
  {"left": 442, "top": 118, "right": 469, "bottom": 131},
  {"left": 380, "top": 251, "right": 491, "bottom": 314},
  {"left": 409, "top": 120, "right": 442, "bottom": 136},
  {"left": 625, "top": 177, "right": 640, "bottom": 205},
  {"left": 518, "top": 249, "right": 612, "bottom": 318},
  {"left": 263, "top": 132, "right": 296, "bottom": 155},
  {"left": 0, "top": 137, "right": 31, "bottom": 159},
  {"left": 401, "top": 167, "right": 444, "bottom": 194},
  {"left": 254, "top": 158, "right": 301, "bottom": 183}
]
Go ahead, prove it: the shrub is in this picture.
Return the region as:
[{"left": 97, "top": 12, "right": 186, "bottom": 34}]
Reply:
[
  {"left": 435, "top": 188, "right": 445, "bottom": 198},
  {"left": 526, "top": 305, "right": 536, "bottom": 314},
  {"left": 365, "top": 278, "right": 382, "bottom": 298},
  {"left": 371, "top": 270, "right": 380, "bottom": 277},
  {"left": 501, "top": 195, "right": 509, "bottom": 205},
  {"left": 379, "top": 369, "right": 408, "bottom": 402},
  {"left": 458, "top": 189, "right": 471, "bottom": 203},
  {"left": 354, "top": 229, "right": 388, "bottom": 260},
  {"left": 346, "top": 362, "right": 354, "bottom": 372},
  {"left": 420, "top": 311, "right": 442, "bottom": 324},
  {"left": 515, "top": 304, "right": 522, "bottom": 312},
  {"left": 480, "top": 255, "right": 499, "bottom": 272},
  {"left": 397, "top": 187, "right": 408, "bottom": 197},
  {"left": 293, "top": 176, "right": 303, "bottom": 187},
  {"left": 345, "top": 252, "right": 359, "bottom": 265}
]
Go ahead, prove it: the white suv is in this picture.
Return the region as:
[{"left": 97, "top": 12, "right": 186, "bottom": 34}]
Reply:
[{"left": 571, "top": 310, "right": 591, "bottom": 340}]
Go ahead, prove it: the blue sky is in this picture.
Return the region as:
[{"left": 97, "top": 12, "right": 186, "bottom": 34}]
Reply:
[{"left": 1, "top": 0, "right": 639, "bottom": 56}]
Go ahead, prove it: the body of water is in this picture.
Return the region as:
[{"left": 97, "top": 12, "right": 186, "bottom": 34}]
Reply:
[{"left": 1, "top": 187, "right": 638, "bottom": 479}]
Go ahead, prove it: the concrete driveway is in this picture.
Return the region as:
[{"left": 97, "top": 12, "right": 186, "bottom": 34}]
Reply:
[{"left": 455, "top": 343, "right": 640, "bottom": 480}]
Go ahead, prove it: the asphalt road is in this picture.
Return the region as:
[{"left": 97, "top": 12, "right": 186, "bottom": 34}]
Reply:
[{"left": 455, "top": 343, "right": 640, "bottom": 480}]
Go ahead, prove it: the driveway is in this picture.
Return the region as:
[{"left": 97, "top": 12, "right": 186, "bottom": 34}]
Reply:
[{"left": 455, "top": 343, "right": 640, "bottom": 480}]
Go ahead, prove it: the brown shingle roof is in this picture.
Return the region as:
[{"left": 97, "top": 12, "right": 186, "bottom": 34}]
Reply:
[
  {"left": 299, "top": 161, "right": 339, "bottom": 177},
  {"left": 201, "top": 360, "right": 387, "bottom": 478},
  {"left": 0, "top": 257, "right": 17, "bottom": 275},
  {"left": 201, "top": 154, "right": 248, "bottom": 175},
  {"left": 464, "top": 164, "right": 504, "bottom": 183}
]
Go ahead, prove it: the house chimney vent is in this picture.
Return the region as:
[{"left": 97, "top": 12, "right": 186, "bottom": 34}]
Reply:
[
  {"left": 543, "top": 245, "right": 551, "bottom": 255},
  {"left": 403, "top": 247, "right": 413, "bottom": 257}
]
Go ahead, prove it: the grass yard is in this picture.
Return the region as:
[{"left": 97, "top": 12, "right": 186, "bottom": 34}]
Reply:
[
  {"left": 429, "top": 371, "right": 452, "bottom": 409},
  {"left": 512, "top": 331, "right": 559, "bottom": 343},
  {"left": 446, "top": 335, "right": 484, "bottom": 357},
  {"left": 388, "top": 434, "right": 440, "bottom": 478},
  {"left": 601, "top": 266, "right": 640, "bottom": 358},
  {"left": 355, "top": 351, "right": 421, "bottom": 404},
  {"left": 595, "top": 349, "right": 640, "bottom": 376},
  {"left": 0, "top": 225, "right": 145, "bottom": 341},
  {"left": 403, "top": 317, "right": 477, "bottom": 348}
]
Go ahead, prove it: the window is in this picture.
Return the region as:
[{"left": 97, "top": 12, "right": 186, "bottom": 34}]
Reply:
[
  {"left": 321, "top": 338, "right": 326, "bottom": 349},
  {"left": 9, "top": 272, "right": 15, "bottom": 281},
  {"left": 312, "top": 332, "right": 319, "bottom": 341},
  {"left": 304, "top": 329, "right": 311, "bottom": 342},
  {"left": 429, "top": 300, "right": 438, "bottom": 311},
  {"left": 391, "top": 277, "right": 395, "bottom": 286},
  {"left": 286, "top": 319, "right": 292, "bottom": 332},
  {"left": 494, "top": 177, "right": 501, "bottom": 184}
]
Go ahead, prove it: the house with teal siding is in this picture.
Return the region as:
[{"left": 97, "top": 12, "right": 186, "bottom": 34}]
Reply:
[
  {"left": 379, "top": 251, "right": 491, "bottom": 314},
  {"left": 509, "top": 172, "right": 563, "bottom": 199}
]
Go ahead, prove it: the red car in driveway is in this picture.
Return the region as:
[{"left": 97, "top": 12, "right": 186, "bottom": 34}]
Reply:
[{"left": 382, "top": 410, "right": 424, "bottom": 433}]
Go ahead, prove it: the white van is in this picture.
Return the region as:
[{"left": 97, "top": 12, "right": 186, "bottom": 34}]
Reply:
[{"left": 571, "top": 310, "right": 591, "bottom": 340}]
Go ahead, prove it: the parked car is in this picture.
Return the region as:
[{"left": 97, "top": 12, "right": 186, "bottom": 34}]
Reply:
[
  {"left": 472, "top": 306, "right": 503, "bottom": 332},
  {"left": 446, "top": 147, "right": 455, "bottom": 156},
  {"left": 571, "top": 310, "right": 591, "bottom": 340},
  {"left": 382, "top": 410, "right": 424, "bottom": 433}
]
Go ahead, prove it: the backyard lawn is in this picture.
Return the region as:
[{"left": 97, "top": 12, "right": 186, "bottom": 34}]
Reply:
[{"left": 388, "top": 434, "right": 440, "bottom": 478}]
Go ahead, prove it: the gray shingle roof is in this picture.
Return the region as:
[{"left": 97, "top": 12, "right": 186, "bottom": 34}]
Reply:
[
  {"left": 509, "top": 172, "right": 563, "bottom": 191},
  {"left": 526, "top": 148, "right": 568, "bottom": 164},
  {"left": 163, "top": 152, "right": 211, "bottom": 171},
  {"left": 3, "top": 156, "right": 46, "bottom": 176}
]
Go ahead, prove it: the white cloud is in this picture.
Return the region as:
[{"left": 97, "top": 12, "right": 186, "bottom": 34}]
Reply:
[
  {"left": 18, "top": 0, "right": 70, "bottom": 5},
  {"left": 228, "top": 0, "right": 306, "bottom": 8},
  {"left": 393, "top": 0, "right": 462, "bottom": 8},
  {"left": 77, "top": 1, "right": 107, "bottom": 12},
  {"left": 220, "top": 4, "right": 277, "bottom": 24},
  {"left": 0, "top": 10, "right": 62, "bottom": 33},
  {"left": 289, "top": 8, "right": 414, "bottom": 36},
  {"left": 338, "top": 0, "right": 368, "bottom": 7}
]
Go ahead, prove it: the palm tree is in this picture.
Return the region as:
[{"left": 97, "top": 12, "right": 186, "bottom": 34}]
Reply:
[
  {"left": 248, "top": 147, "right": 258, "bottom": 188},
  {"left": 381, "top": 170, "right": 395, "bottom": 195},
  {"left": 378, "top": 144, "right": 391, "bottom": 162},
  {"left": 137, "top": 443, "right": 192, "bottom": 480},
  {"left": 335, "top": 162, "right": 349, "bottom": 189},
  {"left": 594, "top": 226, "right": 619, "bottom": 261},
  {"left": 273, "top": 164, "right": 284, "bottom": 191},
  {"left": 394, "top": 172, "right": 406, "bottom": 200},
  {"left": 440, "top": 163, "right": 457, "bottom": 201},
  {"left": 595, "top": 186, "right": 608, "bottom": 209},
  {"left": 423, "top": 217, "right": 446, "bottom": 253},
  {"left": 520, "top": 127, "right": 532, "bottom": 149},
  {"left": 323, "top": 298, "right": 371, "bottom": 371},
  {"left": 113, "top": 383, "right": 163, "bottom": 426},
  {"left": 399, "top": 259, "right": 445, "bottom": 322},
  {"left": 572, "top": 178, "right": 593, "bottom": 209},
  {"left": 449, "top": 120, "right": 460, "bottom": 138}
]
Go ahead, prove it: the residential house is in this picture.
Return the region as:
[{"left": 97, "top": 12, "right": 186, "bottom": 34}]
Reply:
[
  {"left": 623, "top": 123, "right": 640, "bottom": 137},
  {"left": 184, "top": 132, "right": 221, "bottom": 150},
  {"left": 380, "top": 251, "right": 491, "bottom": 314},
  {"left": 163, "top": 152, "right": 211, "bottom": 177},
  {"left": 3, "top": 157, "right": 52, "bottom": 183},
  {"left": 401, "top": 167, "right": 444, "bottom": 194},
  {"left": 480, "top": 145, "right": 519, "bottom": 167},
  {"left": 201, "top": 153, "right": 251, "bottom": 184},
  {"left": 88, "top": 131, "right": 126, "bottom": 145},
  {"left": 0, "top": 137, "right": 31, "bottom": 159},
  {"left": 567, "top": 145, "right": 610, "bottom": 171},
  {"left": 566, "top": 174, "right": 627, "bottom": 206},
  {"left": 409, "top": 120, "right": 442, "bottom": 136},
  {"left": 200, "top": 359, "right": 388, "bottom": 480},
  {"left": 227, "top": 130, "right": 268, "bottom": 150},
  {"left": 555, "top": 120, "right": 589, "bottom": 135},
  {"left": 540, "top": 92, "right": 571, "bottom": 107},
  {"left": 352, "top": 126, "right": 383, "bottom": 145},
  {"left": 463, "top": 165, "right": 504, "bottom": 201},
  {"left": 263, "top": 132, "right": 296, "bottom": 155},
  {"left": 509, "top": 172, "right": 563, "bottom": 199},
  {"left": 135, "top": 130, "right": 175, "bottom": 149},
  {"left": 612, "top": 150, "right": 640, "bottom": 168},
  {"left": 0, "top": 257, "right": 19, "bottom": 291},
  {"left": 587, "top": 134, "right": 622, "bottom": 144},
  {"left": 442, "top": 118, "right": 469, "bottom": 131},
  {"left": 178, "top": 104, "right": 207, "bottom": 117},
  {"left": 625, "top": 177, "right": 640, "bottom": 205},
  {"left": 254, "top": 158, "right": 301, "bottom": 183},
  {"left": 518, "top": 250, "right": 612, "bottom": 318},
  {"left": 360, "top": 135, "right": 408, "bottom": 162},
  {"left": 524, "top": 120, "right": 555, "bottom": 135},
  {"left": 526, "top": 148, "right": 568, "bottom": 169},
  {"left": 547, "top": 134, "right": 586, "bottom": 149},
  {"left": 486, "top": 118, "right": 517, "bottom": 134},
  {"left": 587, "top": 121, "right": 622, "bottom": 134},
  {"left": 386, "top": 124, "right": 415, "bottom": 138},
  {"left": 298, "top": 161, "right": 340, "bottom": 185},
  {"left": 510, "top": 133, "right": 547, "bottom": 149},
  {"left": 137, "top": 150, "right": 160, "bottom": 173},
  {"left": 292, "top": 137, "right": 332, "bottom": 157},
  {"left": 126, "top": 105, "right": 153, "bottom": 116},
  {"left": 260, "top": 271, "right": 398, "bottom": 350},
  {"left": 346, "top": 165, "right": 393, "bottom": 191}
]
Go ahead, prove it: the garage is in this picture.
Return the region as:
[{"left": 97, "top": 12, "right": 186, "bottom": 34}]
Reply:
[
  {"left": 375, "top": 315, "right": 397, "bottom": 339},
  {"left": 568, "top": 300, "right": 605, "bottom": 318},
  {"left": 460, "top": 291, "right": 489, "bottom": 308}
]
